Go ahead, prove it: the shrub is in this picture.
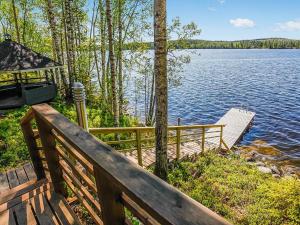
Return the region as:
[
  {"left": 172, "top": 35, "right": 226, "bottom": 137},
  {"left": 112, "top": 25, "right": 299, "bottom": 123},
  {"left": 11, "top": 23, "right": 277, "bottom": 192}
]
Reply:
[{"left": 168, "top": 152, "right": 300, "bottom": 225}]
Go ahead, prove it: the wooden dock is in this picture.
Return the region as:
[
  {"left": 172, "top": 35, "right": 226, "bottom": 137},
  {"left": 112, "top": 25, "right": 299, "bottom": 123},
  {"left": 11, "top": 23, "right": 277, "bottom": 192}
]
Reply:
[
  {"left": 90, "top": 108, "right": 256, "bottom": 168},
  {"left": 207, "top": 108, "right": 255, "bottom": 150}
]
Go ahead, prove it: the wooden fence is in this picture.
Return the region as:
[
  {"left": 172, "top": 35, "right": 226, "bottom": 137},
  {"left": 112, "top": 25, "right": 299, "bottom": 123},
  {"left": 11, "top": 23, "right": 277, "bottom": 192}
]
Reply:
[{"left": 21, "top": 103, "right": 231, "bottom": 225}]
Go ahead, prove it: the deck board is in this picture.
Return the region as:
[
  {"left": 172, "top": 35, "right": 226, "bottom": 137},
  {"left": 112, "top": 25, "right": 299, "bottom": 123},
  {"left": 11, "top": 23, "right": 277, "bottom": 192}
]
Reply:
[
  {"left": 0, "top": 173, "right": 9, "bottom": 193},
  {"left": 0, "top": 208, "right": 16, "bottom": 225},
  {"left": 6, "top": 171, "right": 19, "bottom": 189},
  {"left": 23, "top": 163, "right": 37, "bottom": 181},
  {"left": 30, "top": 192, "right": 60, "bottom": 225},
  {"left": 13, "top": 200, "right": 37, "bottom": 225},
  {"left": 15, "top": 167, "right": 29, "bottom": 185}
]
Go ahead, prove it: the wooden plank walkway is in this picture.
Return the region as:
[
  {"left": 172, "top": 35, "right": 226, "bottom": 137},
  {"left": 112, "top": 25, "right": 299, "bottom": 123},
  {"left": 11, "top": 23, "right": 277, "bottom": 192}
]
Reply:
[
  {"left": 0, "top": 164, "right": 81, "bottom": 225},
  {"left": 124, "top": 141, "right": 203, "bottom": 167},
  {"left": 207, "top": 108, "right": 255, "bottom": 150}
]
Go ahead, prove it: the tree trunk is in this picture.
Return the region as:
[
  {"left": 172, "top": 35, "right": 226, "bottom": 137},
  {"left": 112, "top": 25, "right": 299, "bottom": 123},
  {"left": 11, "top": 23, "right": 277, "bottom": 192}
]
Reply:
[
  {"left": 118, "top": 0, "right": 123, "bottom": 117},
  {"left": 11, "top": 0, "right": 20, "bottom": 43},
  {"left": 106, "top": 0, "right": 119, "bottom": 127},
  {"left": 64, "top": 0, "right": 76, "bottom": 101},
  {"left": 99, "top": 0, "right": 107, "bottom": 100},
  {"left": 45, "top": 0, "right": 68, "bottom": 97},
  {"left": 153, "top": 0, "right": 168, "bottom": 180}
]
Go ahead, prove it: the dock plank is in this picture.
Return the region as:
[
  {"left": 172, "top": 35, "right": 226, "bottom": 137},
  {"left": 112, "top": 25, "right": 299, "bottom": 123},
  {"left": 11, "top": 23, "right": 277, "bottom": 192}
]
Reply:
[{"left": 207, "top": 108, "right": 255, "bottom": 149}]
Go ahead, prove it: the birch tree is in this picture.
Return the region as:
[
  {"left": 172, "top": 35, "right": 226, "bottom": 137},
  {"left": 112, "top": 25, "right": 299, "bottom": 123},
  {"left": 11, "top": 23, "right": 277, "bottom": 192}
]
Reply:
[
  {"left": 106, "top": 0, "right": 119, "bottom": 127},
  {"left": 153, "top": 0, "right": 168, "bottom": 180}
]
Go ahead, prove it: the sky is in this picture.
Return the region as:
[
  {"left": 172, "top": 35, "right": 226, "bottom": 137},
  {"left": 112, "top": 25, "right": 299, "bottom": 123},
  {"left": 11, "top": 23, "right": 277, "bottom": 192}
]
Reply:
[{"left": 167, "top": 0, "right": 300, "bottom": 41}]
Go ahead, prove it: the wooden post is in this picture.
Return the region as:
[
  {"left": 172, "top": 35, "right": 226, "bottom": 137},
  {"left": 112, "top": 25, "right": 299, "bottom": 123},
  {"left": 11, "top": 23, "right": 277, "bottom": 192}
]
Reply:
[
  {"left": 21, "top": 122, "right": 45, "bottom": 180},
  {"left": 94, "top": 164, "right": 125, "bottom": 225},
  {"left": 35, "top": 115, "right": 67, "bottom": 196},
  {"left": 201, "top": 127, "right": 205, "bottom": 153},
  {"left": 136, "top": 130, "right": 143, "bottom": 166},
  {"left": 45, "top": 70, "right": 49, "bottom": 83},
  {"left": 176, "top": 128, "right": 181, "bottom": 160},
  {"left": 219, "top": 126, "right": 223, "bottom": 149}
]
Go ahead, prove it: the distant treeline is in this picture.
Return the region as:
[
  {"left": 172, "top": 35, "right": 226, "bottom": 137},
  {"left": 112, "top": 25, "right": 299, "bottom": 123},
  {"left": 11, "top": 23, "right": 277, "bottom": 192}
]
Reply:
[{"left": 125, "top": 38, "right": 300, "bottom": 49}]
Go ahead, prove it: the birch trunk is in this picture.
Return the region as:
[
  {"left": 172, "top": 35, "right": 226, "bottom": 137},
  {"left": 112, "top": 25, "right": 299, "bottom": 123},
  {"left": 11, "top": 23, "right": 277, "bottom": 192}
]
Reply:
[
  {"left": 45, "top": 0, "right": 68, "bottom": 96},
  {"left": 11, "top": 0, "right": 20, "bottom": 43},
  {"left": 153, "top": 0, "right": 168, "bottom": 180},
  {"left": 106, "top": 0, "right": 119, "bottom": 127}
]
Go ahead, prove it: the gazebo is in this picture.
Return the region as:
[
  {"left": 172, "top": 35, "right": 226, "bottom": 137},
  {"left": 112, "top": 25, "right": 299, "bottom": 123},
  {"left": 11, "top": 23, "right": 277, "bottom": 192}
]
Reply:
[{"left": 0, "top": 34, "right": 62, "bottom": 109}]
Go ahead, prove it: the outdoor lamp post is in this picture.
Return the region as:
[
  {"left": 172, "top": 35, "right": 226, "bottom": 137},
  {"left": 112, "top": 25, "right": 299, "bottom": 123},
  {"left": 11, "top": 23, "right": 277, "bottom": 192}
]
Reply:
[{"left": 72, "top": 82, "right": 89, "bottom": 131}]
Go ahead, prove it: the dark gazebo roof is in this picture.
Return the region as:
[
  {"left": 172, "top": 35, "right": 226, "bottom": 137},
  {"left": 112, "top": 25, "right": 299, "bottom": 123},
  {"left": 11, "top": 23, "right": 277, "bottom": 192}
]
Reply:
[{"left": 0, "top": 38, "right": 61, "bottom": 74}]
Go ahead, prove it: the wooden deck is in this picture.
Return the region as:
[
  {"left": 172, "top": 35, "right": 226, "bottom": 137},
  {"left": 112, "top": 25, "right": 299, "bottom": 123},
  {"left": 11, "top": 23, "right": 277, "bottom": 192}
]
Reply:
[
  {"left": 207, "top": 108, "right": 255, "bottom": 149},
  {"left": 0, "top": 164, "right": 81, "bottom": 225}
]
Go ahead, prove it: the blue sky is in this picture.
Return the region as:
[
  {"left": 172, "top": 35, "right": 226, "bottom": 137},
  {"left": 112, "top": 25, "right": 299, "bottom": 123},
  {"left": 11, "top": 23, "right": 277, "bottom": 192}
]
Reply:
[{"left": 167, "top": 0, "right": 300, "bottom": 40}]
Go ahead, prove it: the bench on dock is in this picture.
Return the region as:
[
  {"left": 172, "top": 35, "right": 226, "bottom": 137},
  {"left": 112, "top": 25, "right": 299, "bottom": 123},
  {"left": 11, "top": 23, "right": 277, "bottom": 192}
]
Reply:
[{"left": 0, "top": 104, "right": 231, "bottom": 225}]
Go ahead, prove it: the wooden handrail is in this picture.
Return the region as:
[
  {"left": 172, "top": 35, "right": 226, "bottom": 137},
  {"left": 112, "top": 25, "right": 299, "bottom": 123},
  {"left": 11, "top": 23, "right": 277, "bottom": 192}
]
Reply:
[
  {"left": 89, "top": 124, "right": 225, "bottom": 134},
  {"left": 21, "top": 103, "right": 231, "bottom": 225},
  {"left": 90, "top": 123, "right": 226, "bottom": 166}
]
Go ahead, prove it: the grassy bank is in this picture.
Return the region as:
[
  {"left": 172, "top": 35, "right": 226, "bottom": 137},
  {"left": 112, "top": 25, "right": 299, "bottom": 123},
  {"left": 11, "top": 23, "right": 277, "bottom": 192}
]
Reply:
[{"left": 168, "top": 151, "right": 300, "bottom": 225}]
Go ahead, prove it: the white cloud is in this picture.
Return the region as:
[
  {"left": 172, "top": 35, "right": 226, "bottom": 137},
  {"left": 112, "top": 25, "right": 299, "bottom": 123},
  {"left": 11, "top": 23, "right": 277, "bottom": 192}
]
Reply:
[
  {"left": 218, "top": 0, "right": 225, "bottom": 4},
  {"left": 229, "top": 18, "right": 255, "bottom": 28},
  {"left": 275, "top": 20, "right": 300, "bottom": 31},
  {"left": 208, "top": 7, "right": 217, "bottom": 12}
]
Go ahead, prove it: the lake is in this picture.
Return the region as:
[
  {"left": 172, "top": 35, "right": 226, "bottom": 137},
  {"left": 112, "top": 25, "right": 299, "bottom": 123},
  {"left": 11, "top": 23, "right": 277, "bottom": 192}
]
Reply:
[{"left": 126, "top": 49, "right": 300, "bottom": 165}]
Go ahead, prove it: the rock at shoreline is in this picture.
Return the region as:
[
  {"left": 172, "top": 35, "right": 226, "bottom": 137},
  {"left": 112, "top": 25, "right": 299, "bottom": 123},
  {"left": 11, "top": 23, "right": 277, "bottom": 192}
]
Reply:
[
  {"left": 257, "top": 166, "right": 272, "bottom": 174},
  {"left": 270, "top": 165, "right": 281, "bottom": 175}
]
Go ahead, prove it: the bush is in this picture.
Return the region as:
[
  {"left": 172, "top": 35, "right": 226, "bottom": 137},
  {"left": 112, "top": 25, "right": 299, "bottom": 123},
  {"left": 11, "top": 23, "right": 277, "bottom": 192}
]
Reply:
[
  {"left": 168, "top": 152, "right": 300, "bottom": 225},
  {"left": 0, "top": 100, "right": 137, "bottom": 171},
  {"left": 0, "top": 107, "right": 29, "bottom": 171}
]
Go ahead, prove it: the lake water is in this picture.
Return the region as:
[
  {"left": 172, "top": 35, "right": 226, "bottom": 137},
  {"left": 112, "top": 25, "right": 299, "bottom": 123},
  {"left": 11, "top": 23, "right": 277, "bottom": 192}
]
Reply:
[{"left": 127, "top": 49, "right": 300, "bottom": 165}]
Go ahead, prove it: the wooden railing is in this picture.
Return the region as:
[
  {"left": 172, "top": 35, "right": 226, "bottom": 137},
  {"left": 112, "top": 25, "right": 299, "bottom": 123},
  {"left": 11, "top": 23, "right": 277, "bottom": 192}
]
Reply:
[
  {"left": 90, "top": 124, "right": 228, "bottom": 167},
  {"left": 21, "top": 104, "right": 231, "bottom": 225}
]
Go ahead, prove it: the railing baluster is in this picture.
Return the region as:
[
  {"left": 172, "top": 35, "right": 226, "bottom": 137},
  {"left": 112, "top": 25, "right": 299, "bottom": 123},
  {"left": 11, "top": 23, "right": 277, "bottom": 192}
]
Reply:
[
  {"left": 21, "top": 111, "right": 45, "bottom": 180},
  {"left": 176, "top": 128, "right": 181, "bottom": 160},
  {"left": 136, "top": 130, "right": 143, "bottom": 166},
  {"left": 201, "top": 127, "right": 205, "bottom": 152},
  {"left": 219, "top": 126, "right": 223, "bottom": 149},
  {"left": 35, "top": 114, "right": 67, "bottom": 196},
  {"left": 94, "top": 164, "right": 125, "bottom": 225}
]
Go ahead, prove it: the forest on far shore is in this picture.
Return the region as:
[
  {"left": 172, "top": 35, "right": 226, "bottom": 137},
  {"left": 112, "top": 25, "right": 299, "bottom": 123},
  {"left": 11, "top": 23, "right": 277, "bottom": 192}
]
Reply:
[{"left": 126, "top": 38, "right": 300, "bottom": 49}]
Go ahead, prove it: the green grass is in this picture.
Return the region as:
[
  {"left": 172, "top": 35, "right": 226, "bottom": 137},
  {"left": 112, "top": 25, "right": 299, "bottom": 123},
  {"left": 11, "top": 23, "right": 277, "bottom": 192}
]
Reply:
[{"left": 168, "top": 152, "right": 300, "bottom": 225}]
